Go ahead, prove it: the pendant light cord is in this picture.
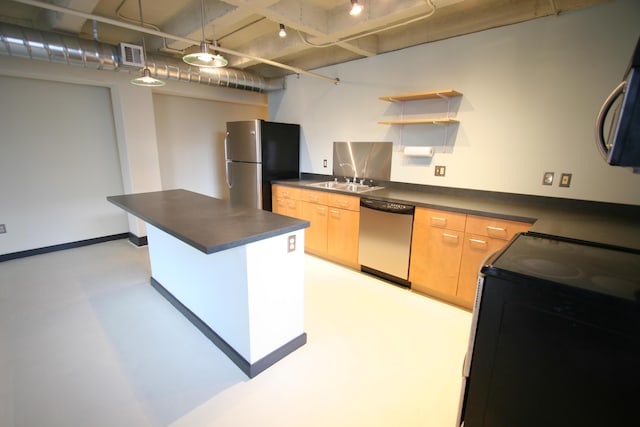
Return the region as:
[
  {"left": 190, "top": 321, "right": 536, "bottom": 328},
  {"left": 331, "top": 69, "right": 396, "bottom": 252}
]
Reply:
[
  {"left": 137, "top": 0, "right": 147, "bottom": 66},
  {"left": 200, "top": 0, "right": 206, "bottom": 45}
]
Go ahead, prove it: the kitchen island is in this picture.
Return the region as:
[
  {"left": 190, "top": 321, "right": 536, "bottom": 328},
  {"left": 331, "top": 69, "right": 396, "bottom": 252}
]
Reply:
[{"left": 107, "top": 189, "right": 310, "bottom": 378}]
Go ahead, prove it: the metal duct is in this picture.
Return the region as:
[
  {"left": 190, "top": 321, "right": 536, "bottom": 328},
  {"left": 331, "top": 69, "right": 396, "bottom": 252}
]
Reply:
[{"left": 0, "top": 23, "right": 283, "bottom": 92}]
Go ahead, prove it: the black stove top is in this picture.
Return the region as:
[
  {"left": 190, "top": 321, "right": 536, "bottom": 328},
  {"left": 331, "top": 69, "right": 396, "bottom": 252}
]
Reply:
[{"left": 483, "top": 233, "right": 640, "bottom": 301}]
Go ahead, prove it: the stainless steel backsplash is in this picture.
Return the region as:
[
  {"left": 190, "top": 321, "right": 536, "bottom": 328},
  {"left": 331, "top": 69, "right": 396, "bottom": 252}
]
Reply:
[{"left": 332, "top": 141, "right": 392, "bottom": 182}]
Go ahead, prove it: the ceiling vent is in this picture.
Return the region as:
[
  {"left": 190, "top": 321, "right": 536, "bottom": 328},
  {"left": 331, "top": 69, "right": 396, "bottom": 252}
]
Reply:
[{"left": 119, "top": 43, "right": 144, "bottom": 67}]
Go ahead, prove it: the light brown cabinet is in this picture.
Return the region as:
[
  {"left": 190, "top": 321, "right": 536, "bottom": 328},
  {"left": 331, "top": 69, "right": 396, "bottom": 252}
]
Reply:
[
  {"left": 272, "top": 185, "right": 302, "bottom": 219},
  {"left": 410, "top": 208, "right": 467, "bottom": 296},
  {"left": 301, "top": 201, "right": 327, "bottom": 253},
  {"left": 274, "top": 184, "right": 532, "bottom": 307},
  {"left": 326, "top": 204, "right": 359, "bottom": 266},
  {"left": 457, "top": 215, "right": 532, "bottom": 306},
  {"left": 312, "top": 192, "right": 360, "bottom": 268},
  {"left": 273, "top": 185, "right": 359, "bottom": 268},
  {"left": 410, "top": 207, "right": 531, "bottom": 309}
]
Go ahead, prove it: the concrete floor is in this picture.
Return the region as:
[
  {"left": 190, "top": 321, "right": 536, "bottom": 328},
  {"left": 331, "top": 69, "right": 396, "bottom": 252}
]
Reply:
[{"left": 0, "top": 239, "right": 471, "bottom": 427}]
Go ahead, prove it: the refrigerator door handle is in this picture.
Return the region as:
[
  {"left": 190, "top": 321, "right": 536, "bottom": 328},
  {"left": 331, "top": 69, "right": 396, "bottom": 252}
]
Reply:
[{"left": 224, "top": 132, "right": 233, "bottom": 189}]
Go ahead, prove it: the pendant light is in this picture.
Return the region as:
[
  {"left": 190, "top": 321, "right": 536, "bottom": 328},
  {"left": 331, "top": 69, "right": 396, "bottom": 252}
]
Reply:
[
  {"left": 182, "top": 0, "right": 228, "bottom": 68},
  {"left": 130, "top": 0, "right": 165, "bottom": 87}
]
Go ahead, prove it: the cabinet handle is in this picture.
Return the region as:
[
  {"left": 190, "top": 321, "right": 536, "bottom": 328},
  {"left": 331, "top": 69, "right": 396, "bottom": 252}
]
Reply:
[
  {"left": 469, "top": 238, "right": 487, "bottom": 246},
  {"left": 310, "top": 195, "right": 319, "bottom": 202},
  {"left": 442, "top": 233, "right": 459, "bottom": 240},
  {"left": 329, "top": 209, "right": 340, "bottom": 217},
  {"left": 486, "top": 225, "right": 507, "bottom": 238},
  {"left": 431, "top": 216, "right": 447, "bottom": 227},
  {"left": 317, "top": 207, "right": 326, "bottom": 214}
]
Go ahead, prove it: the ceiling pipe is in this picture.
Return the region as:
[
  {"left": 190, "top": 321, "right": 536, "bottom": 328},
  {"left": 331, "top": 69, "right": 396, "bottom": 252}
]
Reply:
[
  {"left": 0, "top": 22, "right": 284, "bottom": 91},
  {"left": 12, "top": 0, "right": 340, "bottom": 85}
]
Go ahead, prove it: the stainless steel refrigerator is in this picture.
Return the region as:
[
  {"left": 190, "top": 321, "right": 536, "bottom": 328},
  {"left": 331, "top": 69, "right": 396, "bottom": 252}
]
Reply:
[{"left": 224, "top": 120, "right": 300, "bottom": 211}]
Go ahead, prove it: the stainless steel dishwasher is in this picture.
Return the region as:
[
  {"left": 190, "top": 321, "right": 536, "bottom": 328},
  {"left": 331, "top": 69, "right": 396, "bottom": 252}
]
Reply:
[{"left": 358, "top": 198, "right": 415, "bottom": 287}]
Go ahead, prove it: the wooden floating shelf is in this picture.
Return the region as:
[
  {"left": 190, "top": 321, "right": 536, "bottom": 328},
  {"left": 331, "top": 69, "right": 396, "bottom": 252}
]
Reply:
[
  {"left": 379, "top": 89, "right": 463, "bottom": 102},
  {"left": 378, "top": 118, "right": 459, "bottom": 125}
]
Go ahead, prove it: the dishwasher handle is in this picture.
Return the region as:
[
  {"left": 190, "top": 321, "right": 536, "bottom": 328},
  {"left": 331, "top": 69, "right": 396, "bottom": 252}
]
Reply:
[{"left": 360, "top": 198, "right": 415, "bottom": 215}]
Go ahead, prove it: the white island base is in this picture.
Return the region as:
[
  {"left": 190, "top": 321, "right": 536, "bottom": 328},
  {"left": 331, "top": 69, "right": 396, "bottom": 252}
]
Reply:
[{"left": 147, "top": 224, "right": 306, "bottom": 378}]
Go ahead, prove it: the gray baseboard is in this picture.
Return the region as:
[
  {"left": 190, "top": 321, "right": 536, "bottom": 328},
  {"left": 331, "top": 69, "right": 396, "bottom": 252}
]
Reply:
[
  {"left": 150, "top": 277, "right": 307, "bottom": 378},
  {"left": 0, "top": 233, "right": 129, "bottom": 262}
]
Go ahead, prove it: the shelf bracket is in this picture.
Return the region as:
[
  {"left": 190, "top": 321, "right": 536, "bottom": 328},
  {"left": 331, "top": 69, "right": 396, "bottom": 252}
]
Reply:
[{"left": 437, "top": 93, "right": 452, "bottom": 120}]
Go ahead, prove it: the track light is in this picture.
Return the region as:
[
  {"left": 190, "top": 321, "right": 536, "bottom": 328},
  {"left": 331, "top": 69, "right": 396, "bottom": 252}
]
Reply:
[
  {"left": 350, "top": 0, "right": 363, "bottom": 16},
  {"left": 182, "top": 0, "right": 227, "bottom": 68},
  {"left": 279, "top": 23, "right": 287, "bottom": 38}
]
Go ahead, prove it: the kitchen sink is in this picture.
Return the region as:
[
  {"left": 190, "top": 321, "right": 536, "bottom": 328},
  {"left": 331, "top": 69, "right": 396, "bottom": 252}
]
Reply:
[{"left": 307, "top": 181, "right": 384, "bottom": 193}]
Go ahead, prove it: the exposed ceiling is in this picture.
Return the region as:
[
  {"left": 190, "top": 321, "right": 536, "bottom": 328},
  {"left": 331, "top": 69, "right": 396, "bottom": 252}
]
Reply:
[{"left": 0, "top": 0, "right": 610, "bottom": 81}]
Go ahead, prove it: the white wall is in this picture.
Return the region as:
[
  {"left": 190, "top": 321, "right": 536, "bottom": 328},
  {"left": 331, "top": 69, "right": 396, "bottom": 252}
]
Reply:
[
  {"left": 0, "top": 75, "right": 127, "bottom": 254},
  {"left": 269, "top": 0, "right": 640, "bottom": 205},
  {"left": 153, "top": 94, "right": 267, "bottom": 199}
]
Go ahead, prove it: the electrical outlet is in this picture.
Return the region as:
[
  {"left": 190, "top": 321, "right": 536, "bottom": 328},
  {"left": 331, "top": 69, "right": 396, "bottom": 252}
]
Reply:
[
  {"left": 559, "top": 173, "right": 572, "bottom": 187},
  {"left": 323, "top": 159, "right": 327, "bottom": 168},
  {"left": 542, "top": 172, "right": 554, "bottom": 186},
  {"left": 435, "top": 165, "right": 446, "bottom": 177},
  {"left": 287, "top": 234, "right": 296, "bottom": 252},
  {"left": 0, "top": 224, "right": 5, "bottom": 234}
]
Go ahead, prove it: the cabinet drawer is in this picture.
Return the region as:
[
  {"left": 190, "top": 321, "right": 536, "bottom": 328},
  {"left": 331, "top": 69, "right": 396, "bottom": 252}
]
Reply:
[
  {"left": 328, "top": 193, "right": 359, "bottom": 211},
  {"left": 465, "top": 215, "right": 531, "bottom": 240},
  {"left": 414, "top": 207, "right": 466, "bottom": 231},
  {"left": 300, "top": 189, "right": 328, "bottom": 205},
  {"left": 272, "top": 185, "right": 300, "bottom": 200}
]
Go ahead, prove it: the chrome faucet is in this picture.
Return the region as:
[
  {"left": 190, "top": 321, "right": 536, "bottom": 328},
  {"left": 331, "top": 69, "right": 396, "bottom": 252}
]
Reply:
[{"left": 339, "top": 162, "right": 357, "bottom": 182}]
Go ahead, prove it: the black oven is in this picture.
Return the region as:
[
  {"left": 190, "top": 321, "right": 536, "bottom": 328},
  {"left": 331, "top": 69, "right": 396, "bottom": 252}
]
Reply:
[{"left": 458, "top": 233, "right": 640, "bottom": 427}]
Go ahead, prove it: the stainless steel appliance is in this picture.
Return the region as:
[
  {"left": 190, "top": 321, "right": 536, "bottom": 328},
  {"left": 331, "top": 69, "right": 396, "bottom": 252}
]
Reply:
[
  {"left": 458, "top": 232, "right": 640, "bottom": 427},
  {"left": 358, "top": 198, "right": 414, "bottom": 287},
  {"left": 225, "top": 120, "right": 300, "bottom": 210},
  {"left": 595, "top": 36, "right": 640, "bottom": 173}
]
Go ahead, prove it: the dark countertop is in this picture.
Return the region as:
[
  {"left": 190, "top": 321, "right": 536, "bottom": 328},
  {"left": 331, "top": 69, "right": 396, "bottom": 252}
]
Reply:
[
  {"left": 108, "top": 189, "right": 309, "bottom": 254},
  {"left": 274, "top": 178, "right": 640, "bottom": 252}
]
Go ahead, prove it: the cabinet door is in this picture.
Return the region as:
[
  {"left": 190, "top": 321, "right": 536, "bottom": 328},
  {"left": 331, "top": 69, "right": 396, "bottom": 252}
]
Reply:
[
  {"left": 409, "top": 222, "right": 429, "bottom": 286},
  {"left": 457, "top": 233, "right": 506, "bottom": 306},
  {"left": 327, "top": 208, "right": 359, "bottom": 265},
  {"left": 301, "top": 201, "right": 328, "bottom": 254},
  {"left": 410, "top": 225, "right": 463, "bottom": 296}
]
